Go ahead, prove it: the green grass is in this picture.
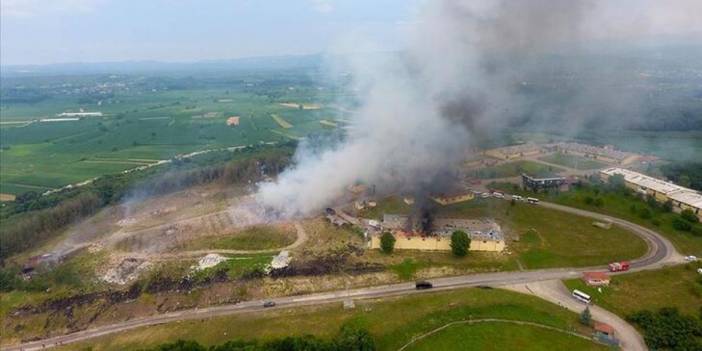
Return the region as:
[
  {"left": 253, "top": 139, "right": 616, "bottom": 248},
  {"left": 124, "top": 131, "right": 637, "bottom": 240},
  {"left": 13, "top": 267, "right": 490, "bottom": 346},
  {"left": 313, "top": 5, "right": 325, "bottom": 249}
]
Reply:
[
  {"left": 358, "top": 196, "right": 412, "bottom": 220},
  {"left": 270, "top": 114, "right": 293, "bottom": 129},
  {"left": 406, "top": 322, "right": 605, "bottom": 351},
  {"left": 539, "top": 153, "right": 607, "bottom": 170},
  {"left": 488, "top": 183, "right": 702, "bottom": 255},
  {"left": 472, "top": 160, "right": 564, "bottom": 179},
  {"left": 438, "top": 199, "right": 648, "bottom": 269},
  {"left": 389, "top": 258, "right": 424, "bottom": 280},
  {"left": 55, "top": 288, "right": 603, "bottom": 351},
  {"left": 563, "top": 263, "right": 702, "bottom": 318},
  {"left": 360, "top": 197, "right": 647, "bottom": 271},
  {"left": 178, "top": 225, "right": 296, "bottom": 251},
  {"left": 0, "top": 88, "right": 334, "bottom": 194}
]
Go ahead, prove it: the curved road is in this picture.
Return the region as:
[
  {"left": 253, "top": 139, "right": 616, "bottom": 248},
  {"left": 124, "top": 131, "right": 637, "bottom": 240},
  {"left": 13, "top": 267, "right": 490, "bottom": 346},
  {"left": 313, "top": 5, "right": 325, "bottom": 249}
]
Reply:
[{"left": 3, "top": 201, "right": 683, "bottom": 351}]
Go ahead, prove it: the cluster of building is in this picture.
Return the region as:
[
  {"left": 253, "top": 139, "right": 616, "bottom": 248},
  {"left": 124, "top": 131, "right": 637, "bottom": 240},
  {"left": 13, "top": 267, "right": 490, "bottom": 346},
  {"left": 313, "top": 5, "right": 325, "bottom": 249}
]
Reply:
[
  {"left": 483, "top": 143, "right": 543, "bottom": 160},
  {"left": 600, "top": 167, "right": 702, "bottom": 220},
  {"left": 481, "top": 142, "right": 645, "bottom": 166},
  {"left": 552, "top": 143, "right": 641, "bottom": 165},
  {"left": 368, "top": 214, "right": 505, "bottom": 252}
]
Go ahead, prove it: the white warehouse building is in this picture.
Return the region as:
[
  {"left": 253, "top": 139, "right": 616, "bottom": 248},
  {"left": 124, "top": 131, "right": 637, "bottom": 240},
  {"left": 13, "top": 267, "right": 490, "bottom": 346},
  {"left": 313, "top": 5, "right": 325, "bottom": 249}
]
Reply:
[{"left": 600, "top": 167, "right": 702, "bottom": 221}]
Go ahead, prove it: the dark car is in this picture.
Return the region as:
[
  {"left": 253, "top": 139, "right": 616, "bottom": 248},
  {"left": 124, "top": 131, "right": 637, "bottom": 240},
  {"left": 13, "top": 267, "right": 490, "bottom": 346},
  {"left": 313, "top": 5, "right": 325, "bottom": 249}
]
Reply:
[
  {"left": 415, "top": 281, "right": 433, "bottom": 290},
  {"left": 263, "top": 301, "right": 276, "bottom": 308},
  {"left": 325, "top": 207, "right": 336, "bottom": 215}
]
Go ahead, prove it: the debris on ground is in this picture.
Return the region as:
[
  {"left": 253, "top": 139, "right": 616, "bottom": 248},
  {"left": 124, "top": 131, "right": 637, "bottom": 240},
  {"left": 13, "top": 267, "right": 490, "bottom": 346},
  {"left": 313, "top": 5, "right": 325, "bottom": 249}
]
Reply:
[
  {"left": 102, "top": 258, "right": 151, "bottom": 285},
  {"left": 194, "top": 253, "right": 228, "bottom": 271}
]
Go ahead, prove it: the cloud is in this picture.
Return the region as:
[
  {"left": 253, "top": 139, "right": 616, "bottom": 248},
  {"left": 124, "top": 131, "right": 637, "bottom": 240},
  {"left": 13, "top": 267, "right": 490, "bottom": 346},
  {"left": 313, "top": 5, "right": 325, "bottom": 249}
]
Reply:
[
  {"left": 309, "top": 0, "right": 333, "bottom": 14},
  {"left": 1, "top": 0, "right": 104, "bottom": 18}
]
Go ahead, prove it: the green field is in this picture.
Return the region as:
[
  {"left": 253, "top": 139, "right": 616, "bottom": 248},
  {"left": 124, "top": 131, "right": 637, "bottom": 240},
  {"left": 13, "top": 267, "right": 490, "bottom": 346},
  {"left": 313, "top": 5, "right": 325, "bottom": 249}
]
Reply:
[
  {"left": 177, "top": 225, "right": 297, "bottom": 251},
  {"left": 360, "top": 197, "right": 648, "bottom": 271},
  {"left": 489, "top": 183, "right": 702, "bottom": 255},
  {"left": 0, "top": 86, "right": 339, "bottom": 195},
  {"left": 563, "top": 263, "right": 702, "bottom": 318},
  {"left": 539, "top": 153, "right": 607, "bottom": 170},
  {"left": 440, "top": 199, "right": 648, "bottom": 269},
  {"left": 406, "top": 322, "right": 605, "bottom": 351},
  {"left": 55, "top": 288, "right": 605, "bottom": 351},
  {"left": 472, "top": 160, "right": 564, "bottom": 179}
]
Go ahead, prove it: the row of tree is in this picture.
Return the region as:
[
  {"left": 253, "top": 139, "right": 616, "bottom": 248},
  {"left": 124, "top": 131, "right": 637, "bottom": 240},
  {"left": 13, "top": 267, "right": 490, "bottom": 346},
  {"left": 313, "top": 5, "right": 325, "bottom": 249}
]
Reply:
[
  {"left": 139, "top": 324, "right": 375, "bottom": 351},
  {"left": 628, "top": 307, "right": 702, "bottom": 350}
]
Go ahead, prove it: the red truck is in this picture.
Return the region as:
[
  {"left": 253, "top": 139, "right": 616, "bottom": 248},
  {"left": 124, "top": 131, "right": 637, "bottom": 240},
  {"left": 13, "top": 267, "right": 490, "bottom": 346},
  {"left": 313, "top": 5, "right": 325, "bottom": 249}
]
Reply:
[{"left": 608, "top": 261, "right": 630, "bottom": 272}]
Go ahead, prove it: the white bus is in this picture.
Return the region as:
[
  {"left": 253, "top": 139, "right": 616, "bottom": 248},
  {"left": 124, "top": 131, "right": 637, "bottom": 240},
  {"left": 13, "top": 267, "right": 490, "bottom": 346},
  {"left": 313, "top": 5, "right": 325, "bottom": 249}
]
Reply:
[
  {"left": 572, "top": 289, "right": 591, "bottom": 304},
  {"left": 527, "top": 197, "right": 539, "bottom": 204}
]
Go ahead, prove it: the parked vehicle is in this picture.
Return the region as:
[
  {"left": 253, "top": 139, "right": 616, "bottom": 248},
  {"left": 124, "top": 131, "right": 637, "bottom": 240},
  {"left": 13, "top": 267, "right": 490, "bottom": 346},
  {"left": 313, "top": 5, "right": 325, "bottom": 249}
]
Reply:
[
  {"left": 263, "top": 301, "right": 276, "bottom": 308},
  {"left": 608, "top": 261, "right": 630, "bottom": 272},
  {"left": 415, "top": 280, "right": 433, "bottom": 290},
  {"left": 527, "top": 197, "right": 539, "bottom": 204},
  {"left": 684, "top": 255, "right": 698, "bottom": 262},
  {"left": 480, "top": 192, "right": 490, "bottom": 199},
  {"left": 572, "top": 289, "right": 591, "bottom": 304},
  {"left": 492, "top": 192, "right": 504, "bottom": 199},
  {"left": 512, "top": 195, "right": 524, "bottom": 201},
  {"left": 325, "top": 208, "right": 336, "bottom": 215}
]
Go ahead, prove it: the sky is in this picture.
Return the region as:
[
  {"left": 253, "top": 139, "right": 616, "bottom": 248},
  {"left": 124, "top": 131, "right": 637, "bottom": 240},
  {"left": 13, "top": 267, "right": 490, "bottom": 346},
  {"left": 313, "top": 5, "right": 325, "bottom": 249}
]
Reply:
[
  {"left": 2, "top": 0, "right": 700, "bottom": 66},
  {"left": 0, "top": 0, "right": 418, "bottom": 65}
]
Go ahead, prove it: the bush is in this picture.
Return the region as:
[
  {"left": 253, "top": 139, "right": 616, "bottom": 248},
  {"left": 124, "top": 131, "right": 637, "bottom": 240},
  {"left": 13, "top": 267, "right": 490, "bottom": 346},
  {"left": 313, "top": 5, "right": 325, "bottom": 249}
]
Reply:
[
  {"left": 672, "top": 217, "right": 693, "bottom": 231},
  {"left": 681, "top": 209, "right": 700, "bottom": 223},
  {"left": 584, "top": 196, "right": 594, "bottom": 205},
  {"left": 628, "top": 308, "right": 702, "bottom": 350},
  {"left": 638, "top": 208, "right": 652, "bottom": 219},
  {"left": 662, "top": 200, "right": 673, "bottom": 213},
  {"left": 380, "top": 232, "right": 396, "bottom": 254},
  {"left": 450, "top": 230, "right": 471, "bottom": 257},
  {"left": 651, "top": 218, "right": 661, "bottom": 227}
]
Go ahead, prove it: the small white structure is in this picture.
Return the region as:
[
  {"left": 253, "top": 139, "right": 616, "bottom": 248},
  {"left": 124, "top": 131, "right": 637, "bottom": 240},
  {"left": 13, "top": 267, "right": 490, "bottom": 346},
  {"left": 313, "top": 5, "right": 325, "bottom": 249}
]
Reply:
[{"left": 271, "top": 250, "right": 291, "bottom": 269}]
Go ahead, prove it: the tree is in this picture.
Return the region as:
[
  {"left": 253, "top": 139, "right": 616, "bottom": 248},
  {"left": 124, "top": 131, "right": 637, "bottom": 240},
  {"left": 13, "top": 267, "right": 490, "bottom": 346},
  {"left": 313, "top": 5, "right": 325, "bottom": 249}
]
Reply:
[
  {"left": 380, "top": 232, "right": 396, "bottom": 254},
  {"left": 580, "top": 306, "right": 592, "bottom": 326},
  {"left": 681, "top": 209, "right": 700, "bottom": 223},
  {"left": 662, "top": 200, "right": 673, "bottom": 213},
  {"left": 672, "top": 217, "right": 692, "bottom": 231},
  {"left": 608, "top": 174, "right": 626, "bottom": 190},
  {"left": 450, "top": 230, "right": 471, "bottom": 257},
  {"left": 335, "top": 324, "right": 376, "bottom": 351},
  {"left": 638, "top": 207, "right": 652, "bottom": 220}
]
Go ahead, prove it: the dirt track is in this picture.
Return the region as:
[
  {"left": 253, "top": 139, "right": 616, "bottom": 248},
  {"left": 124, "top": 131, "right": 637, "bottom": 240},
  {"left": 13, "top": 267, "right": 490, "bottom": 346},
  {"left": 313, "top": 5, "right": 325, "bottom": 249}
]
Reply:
[{"left": 2, "top": 201, "right": 682, "bottom": 351}]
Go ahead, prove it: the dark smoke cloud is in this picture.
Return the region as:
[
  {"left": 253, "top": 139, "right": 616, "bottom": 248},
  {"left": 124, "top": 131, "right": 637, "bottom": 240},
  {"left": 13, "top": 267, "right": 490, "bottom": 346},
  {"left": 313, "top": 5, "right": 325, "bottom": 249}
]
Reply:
[{"left": 257, "top": 0, "right": 701, "bottom": 216}]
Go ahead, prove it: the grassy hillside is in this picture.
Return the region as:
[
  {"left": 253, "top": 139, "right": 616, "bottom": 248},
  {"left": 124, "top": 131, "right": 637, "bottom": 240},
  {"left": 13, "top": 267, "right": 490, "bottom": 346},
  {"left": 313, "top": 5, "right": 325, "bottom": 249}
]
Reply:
[{"left": 55, "top": 288, "right": 606, "bottom": 351}]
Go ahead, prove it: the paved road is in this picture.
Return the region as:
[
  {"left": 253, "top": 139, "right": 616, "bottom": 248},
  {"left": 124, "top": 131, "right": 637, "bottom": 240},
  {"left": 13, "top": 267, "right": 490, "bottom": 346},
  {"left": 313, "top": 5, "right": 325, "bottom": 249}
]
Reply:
[
  {"left": 3, "top": 201, "right": 682, "bottom": 351},
  {"left": 506, "top": 280, "right": 647, "bottom": 351}
]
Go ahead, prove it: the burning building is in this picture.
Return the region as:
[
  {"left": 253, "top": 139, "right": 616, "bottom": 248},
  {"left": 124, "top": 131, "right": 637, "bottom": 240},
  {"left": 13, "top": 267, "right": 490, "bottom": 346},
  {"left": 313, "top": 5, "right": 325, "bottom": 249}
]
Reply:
[{"left": 370, "top": 214, "right": 505, "bottom": 252}]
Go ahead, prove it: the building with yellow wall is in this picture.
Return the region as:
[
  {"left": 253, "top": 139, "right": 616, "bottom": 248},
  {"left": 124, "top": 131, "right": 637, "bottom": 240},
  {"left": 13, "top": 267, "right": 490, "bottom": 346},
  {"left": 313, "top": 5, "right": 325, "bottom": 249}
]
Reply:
[
  {"left": 371, "top": 215, "right": 505, "bottom": 252},
  {"left": 369, "top": 233, "right": 505, "bottom": 252},
  {"left": 431, "top": 192, "right": 475, "bottom": 205}
]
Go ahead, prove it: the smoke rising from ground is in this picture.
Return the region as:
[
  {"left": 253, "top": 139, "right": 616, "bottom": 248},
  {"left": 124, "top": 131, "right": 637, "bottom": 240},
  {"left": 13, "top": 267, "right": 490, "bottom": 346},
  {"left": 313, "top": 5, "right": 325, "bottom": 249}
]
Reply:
[{"left": 257, "top": 0, "right": 702, "bottom": 216}]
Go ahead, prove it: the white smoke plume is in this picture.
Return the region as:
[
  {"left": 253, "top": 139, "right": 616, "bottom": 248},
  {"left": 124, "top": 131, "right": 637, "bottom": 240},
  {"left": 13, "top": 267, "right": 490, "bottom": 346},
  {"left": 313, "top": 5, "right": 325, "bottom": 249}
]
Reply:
[{"left": 257, "top": 0, "right": 702, "bottom": 217}]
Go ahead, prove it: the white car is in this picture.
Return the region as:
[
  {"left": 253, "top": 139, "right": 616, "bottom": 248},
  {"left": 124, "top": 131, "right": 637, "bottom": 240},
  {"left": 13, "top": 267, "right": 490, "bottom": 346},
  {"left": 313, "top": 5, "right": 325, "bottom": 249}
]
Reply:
[
  {"left": 684, "top": 255, "right": 698, "bottom": 262},
  {"left": 492, "top": 192, "right": 504, "bottom": 199}
]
